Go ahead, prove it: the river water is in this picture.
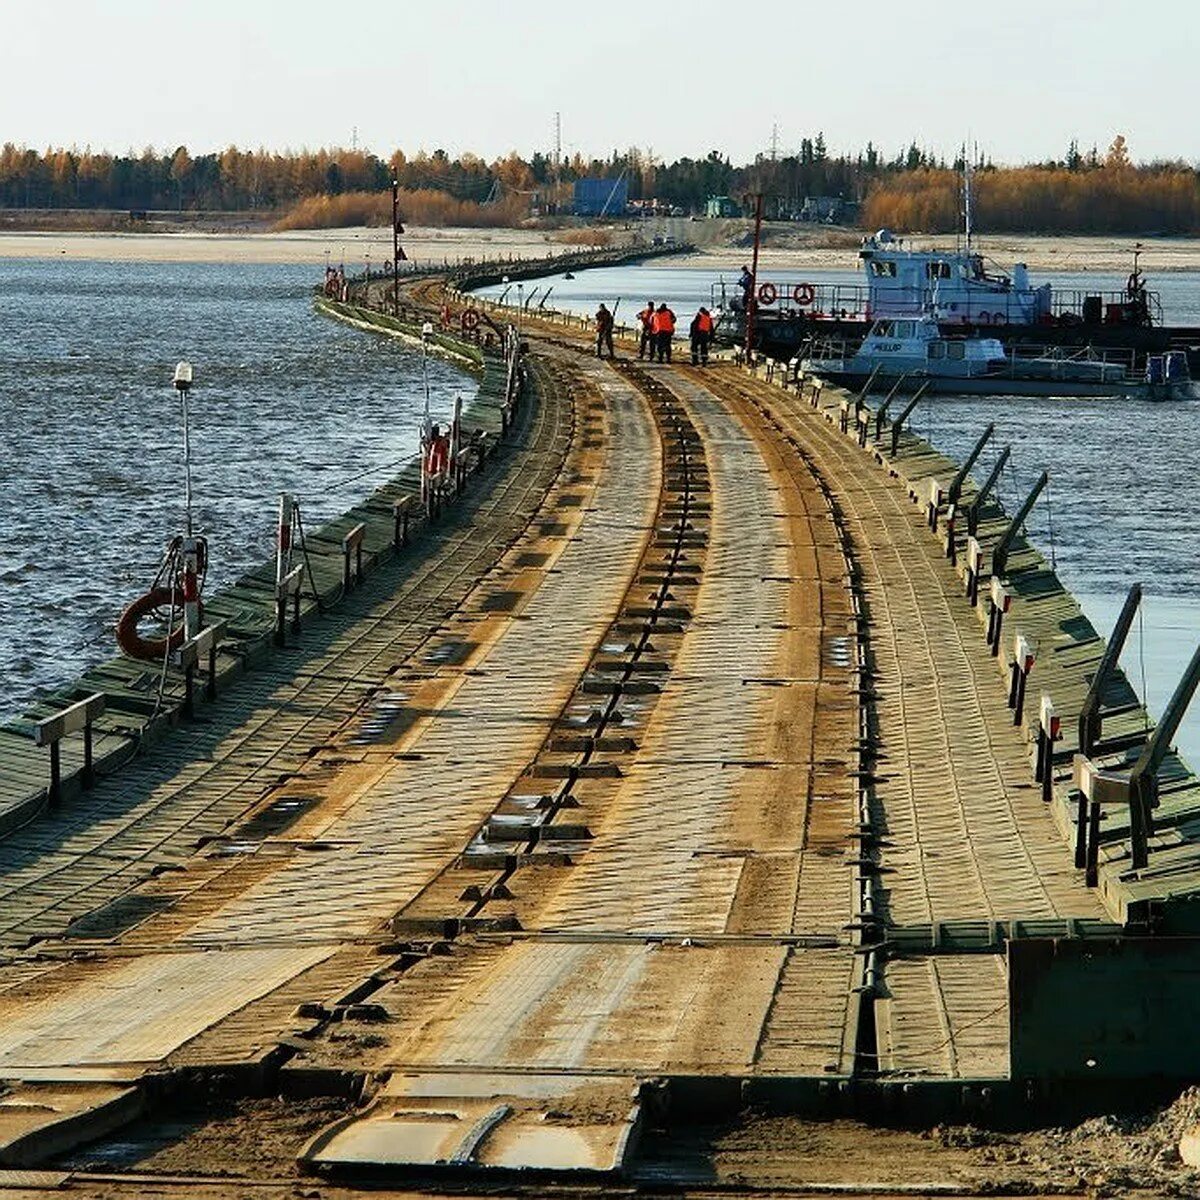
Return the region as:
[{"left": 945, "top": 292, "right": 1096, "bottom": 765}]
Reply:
[
  {"left": 0, "top": 258, "right": 465, "bottom": 724},
  {"left": 479, "top": 262, "right": 1200, "bottom": 764}
]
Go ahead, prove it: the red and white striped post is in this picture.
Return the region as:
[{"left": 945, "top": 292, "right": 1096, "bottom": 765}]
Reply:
[
  {"left": 276, "top": 492, "right": 295, "bottom": 586},
  {"left": 182, "top": 537, "right": 201, "bottom": 642}
]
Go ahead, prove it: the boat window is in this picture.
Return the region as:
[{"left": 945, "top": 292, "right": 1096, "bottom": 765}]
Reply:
[
  {"left": 925, "top": 261, "right": 952, "bottom": 279},
  {"left": 873, "top": 320, "right": 893, "bottom": 336},
  {"left": 894, "top": 321, "right": 914, "bottom": 338},
  {"left": 947, "top": 342, "right": 966, "bottom": 360},
  {"left": 928, "top": 341, "right": 946, "bottom": 360},
  {"left": 870, "top": 261, "right": 897, "bottom": 277}
]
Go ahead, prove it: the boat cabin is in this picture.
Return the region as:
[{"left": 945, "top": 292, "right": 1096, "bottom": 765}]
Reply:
[{"left": 860, "top": 230, "right": 1052, "bottom": 326}]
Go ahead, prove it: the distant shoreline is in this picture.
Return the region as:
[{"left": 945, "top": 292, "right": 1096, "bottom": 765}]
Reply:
[{"left": 1, "top": 226, "right": 1199, "bottom": 274}]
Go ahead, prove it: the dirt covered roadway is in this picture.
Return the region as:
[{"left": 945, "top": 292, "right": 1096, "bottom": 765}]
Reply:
[{"left": 0, "top": 291, "right": 1191, "bottom": 1197}]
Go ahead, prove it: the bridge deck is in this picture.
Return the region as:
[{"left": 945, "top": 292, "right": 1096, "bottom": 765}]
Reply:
[{"left": 0, "top": 305, "right": 1187, "bottom": 1186}]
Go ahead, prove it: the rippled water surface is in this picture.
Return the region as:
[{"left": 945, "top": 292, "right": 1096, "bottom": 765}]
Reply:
[
  {"left": 479, "top": 261, "right": 1200, "bottom": 763},
  {"left": 1, "top": 259, "right": 467, "bottom": 722}
]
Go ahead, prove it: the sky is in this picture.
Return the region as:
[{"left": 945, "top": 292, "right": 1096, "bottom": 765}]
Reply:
[{"left": 0, "top": 0, "right": 1194, "bottom": 166}]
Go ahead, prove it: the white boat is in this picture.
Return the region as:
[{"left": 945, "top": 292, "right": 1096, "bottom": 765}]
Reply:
[
  {"left": 858, "top": 228, "right": 1054, "bottom": 326},
  {"left": 797, "top": 314, "right": 1193, "bottom": 399}
]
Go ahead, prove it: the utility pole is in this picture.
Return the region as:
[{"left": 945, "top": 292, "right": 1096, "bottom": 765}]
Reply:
[
  {"left": 745, "top": 192, "right": 764, "bottom": 364},
  {"left": 391, "top": 179, "right": 405, "bottom": 318},
  {"left": 770, "top": 122, "right": 779, "bottom": 162},
  {"left": 553, "top": 111, "right": 562, "bottom": 212}
]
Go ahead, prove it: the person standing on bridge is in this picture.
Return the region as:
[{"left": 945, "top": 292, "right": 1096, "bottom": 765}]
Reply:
[
  {"left": 637, "top": 300, "right": 655, "bottom": 360},
  {"left": 595, "top": 302, "right": 615, "bottom": 359},
  {"left": 690, "top": 306, "right": 714, "bottom": 366},
  {"left": 653, "top": 302, "right": 676, "bottom": 363}
]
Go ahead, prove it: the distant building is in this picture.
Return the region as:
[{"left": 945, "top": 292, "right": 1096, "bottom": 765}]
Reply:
[
  {"left": 573, "top": 178, "right": 629, "bottom": 218},
  {"left": 705, "top": 195, "right": 739, "bottom": 219},
  {"left": 800, "top": 196, "right": 861, "bottom": 224}
]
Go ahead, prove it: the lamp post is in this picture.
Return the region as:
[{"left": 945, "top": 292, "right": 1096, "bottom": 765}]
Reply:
[{"left": 173, "top": 361, "right": 201, "bottom": 640}]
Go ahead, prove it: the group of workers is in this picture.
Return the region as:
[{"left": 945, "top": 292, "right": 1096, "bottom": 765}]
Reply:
[{"left": 594, "top": 300, "right": 716, "bottom": 366}]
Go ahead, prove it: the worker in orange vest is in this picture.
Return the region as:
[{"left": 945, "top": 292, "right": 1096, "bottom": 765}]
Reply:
[
  {"left": 653, "top": 302, "right": 676, "bottom": 363},
  {"left": 636, "top": 300, "right": 655, "bottom": 359},
  {"left": 690, "top": 306, "right": 715, "bottom": 365}
]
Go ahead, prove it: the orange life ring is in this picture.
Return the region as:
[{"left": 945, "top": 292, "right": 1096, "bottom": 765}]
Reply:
[
  {"left": 793, "top": 282, "right": 816, "bottom": 306},
  {"left": 757, "top": 282, "right": 777, "bottom": 306},
  {"left": 116, "top": 586, "right": 201, "bottom": 661},
  {"left": 461, "top": 309, "right": 481, "bottom": 331}
]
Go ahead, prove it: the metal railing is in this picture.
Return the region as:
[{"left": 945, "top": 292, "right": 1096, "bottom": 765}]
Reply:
[{"left": 715, "top": 280, "right": 1163, "bottom": 328}]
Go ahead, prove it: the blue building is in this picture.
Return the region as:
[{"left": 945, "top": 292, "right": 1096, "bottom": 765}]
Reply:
[{"left": 573, "top": 177, "right": 628, "bottom": 218}]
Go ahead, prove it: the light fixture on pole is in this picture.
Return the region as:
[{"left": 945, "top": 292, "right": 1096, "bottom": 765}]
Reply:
[{"left": 173, "top": 361, "right": 202, "bottom": 641}]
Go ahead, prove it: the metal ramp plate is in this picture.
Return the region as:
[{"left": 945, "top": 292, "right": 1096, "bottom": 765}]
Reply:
[
  {"left": 0, "top": 1082, "right": 141, "bottom": 1167},
  {"left": 301, "top": 1072, "right": 642, "bottom": 1178}
]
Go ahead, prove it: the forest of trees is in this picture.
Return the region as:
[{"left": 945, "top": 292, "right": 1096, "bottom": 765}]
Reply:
[
  {"left": 1, "top": 136, "right": 1198, "bottom": 234},
  {"left": 863, "top": 138, "right": 1200, "bottom": 234}
]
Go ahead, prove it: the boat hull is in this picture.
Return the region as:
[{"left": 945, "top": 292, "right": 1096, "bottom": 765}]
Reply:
[{"left": 803, "top": 368, "right": 1195, "bottom": 401}]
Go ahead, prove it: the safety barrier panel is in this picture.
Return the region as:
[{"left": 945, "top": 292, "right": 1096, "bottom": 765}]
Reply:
[
  {"left": 33, "top": 693, "right": 105, "bottom": 809},
  {"left": 176, "top": 619, "right": 228, "bottom": 717}
]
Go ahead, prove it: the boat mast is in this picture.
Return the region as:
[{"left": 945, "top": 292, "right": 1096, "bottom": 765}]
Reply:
[{"left": 963, "top": 149, "right": 974, "bottom": 256}]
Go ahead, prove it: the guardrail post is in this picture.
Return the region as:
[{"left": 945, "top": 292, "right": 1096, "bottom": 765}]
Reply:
[
  {"left": 1074, "top": 790, "right": 1089, "bottom": 868},
  {"left": 944, "top": 503, "right": 958, "bottom": 566},
  {"left": 184, "top": 661, "right": 196, "bottom": 719},
  {"left": 964, "top": 536, "right": 984, "bottom": 607},
  {"left": 987, "top": 577, "right": 1011, "bottom": 657},
  {"left": 34, "top": 693, "right": 106, "bottom": 810},
  {"left": 1086, "top": 800, "right": 1102, "bottom": 886},
  {"left": 275, "top": 566, "right": 303, "bottom": 647},
  {"left": 48, "top": 741, "right": 62, "bottom": 809},
  {"left": 925, "top": 478, "right": 944, "bottom": 532},
  {"left": 1009, "top": 634, "right": 1035, "bottom": 726},
  {"left": 393, "top": 496, "right": 412, "bottom": 548},
  {"left": 342, "top": 523, "right": 366, "bottom": 592},
  {"left": 1036, "top": 694, "right": 1061, "bottom": 802}
]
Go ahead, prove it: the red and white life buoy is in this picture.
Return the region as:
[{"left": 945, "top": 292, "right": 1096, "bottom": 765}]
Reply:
[
  {"left": 116, "top": 587, "right": 202, "bottom": 661},
  {"left": 461, "top": 309, "right": 481, "bottom": 332},
  {"left": 792, "top": 282, "right": 816, "bottom": 306},
  {"left": 757, "top": 282, "right": 777, "bottom": 306}
]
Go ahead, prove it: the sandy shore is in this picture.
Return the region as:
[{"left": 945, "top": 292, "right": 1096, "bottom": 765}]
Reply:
[
  {"left": 1, "top": 224, "right": 1198, "bottom": 274},
  {"left": 0, "top": 225, "right": 591, "bottom": 266}
]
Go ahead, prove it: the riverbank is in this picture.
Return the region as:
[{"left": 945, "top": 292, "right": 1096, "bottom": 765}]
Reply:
[{"left": 3, "top": 224, "right": 1198, "bottom": 272}]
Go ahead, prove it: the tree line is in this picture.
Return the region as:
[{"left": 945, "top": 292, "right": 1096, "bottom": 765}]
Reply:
[
  {"left": 2, "top": 136, "right": 1198, "bottom": 233},
  {"left": 863, "top": 138, "right": 1200, "bottom": 234}
]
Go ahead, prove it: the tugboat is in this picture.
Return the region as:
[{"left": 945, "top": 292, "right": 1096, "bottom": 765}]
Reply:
[
  {"left": 797, "top": 313, "right": 1194, "bottom": 400},
  {"left": 719, "top": 168, "right": 1199, "bottom": 370}
]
